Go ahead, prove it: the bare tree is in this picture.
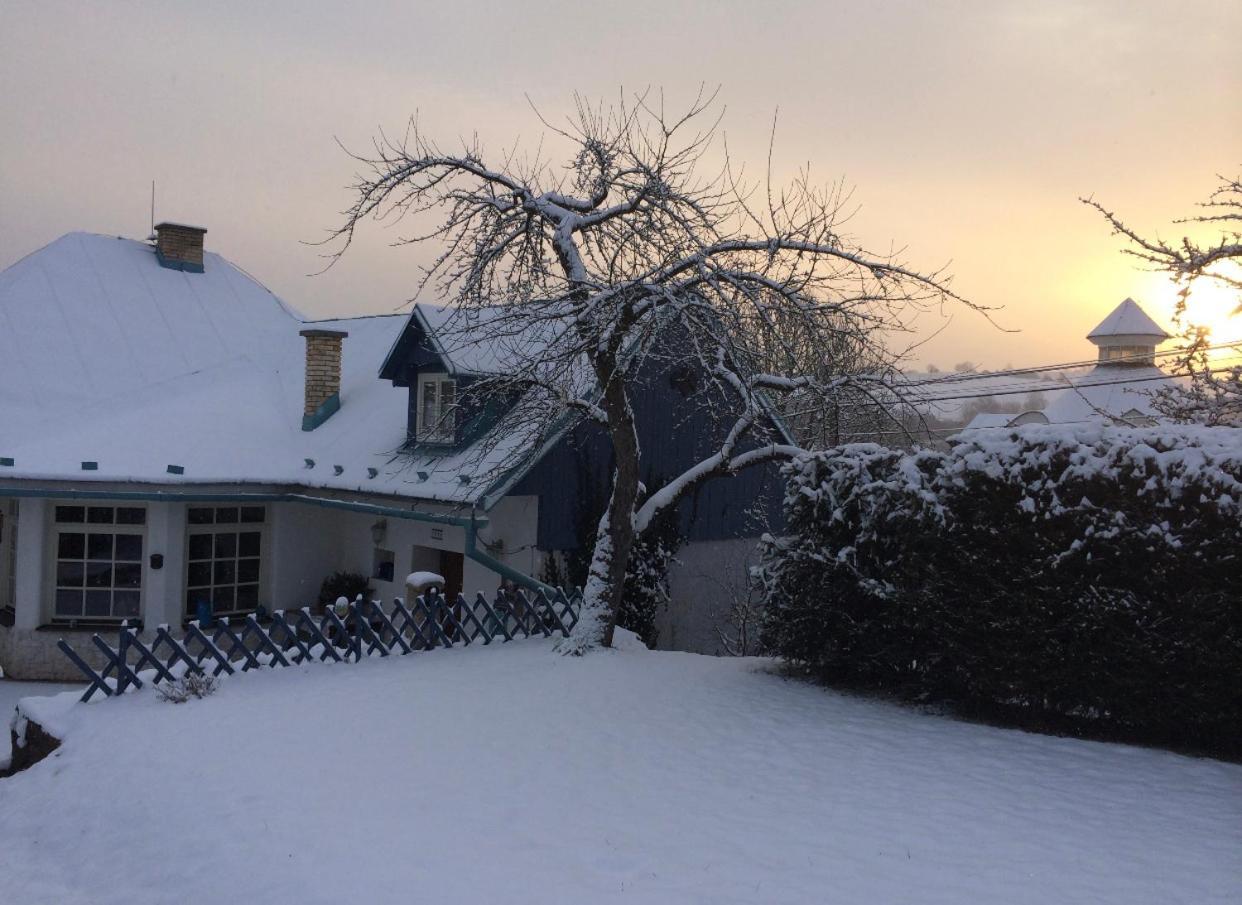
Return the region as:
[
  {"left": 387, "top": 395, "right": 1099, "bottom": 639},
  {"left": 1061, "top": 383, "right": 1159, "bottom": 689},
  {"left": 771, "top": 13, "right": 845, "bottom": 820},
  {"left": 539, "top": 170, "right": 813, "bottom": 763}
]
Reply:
[
  {"left": 1084, "top": 172, "right": 1242, "bottom": 425},
  {"left": 328, "top": 90, "right": 971, "bottom": 650}
]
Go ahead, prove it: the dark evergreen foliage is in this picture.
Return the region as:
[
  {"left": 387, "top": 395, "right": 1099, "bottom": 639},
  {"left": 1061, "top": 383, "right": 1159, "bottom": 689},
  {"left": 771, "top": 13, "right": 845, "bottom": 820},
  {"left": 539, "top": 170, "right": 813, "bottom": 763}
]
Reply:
[
  {"left": 316, "top": 571, "right": 372, "bottom": 611},
  {"left": 554, "top": 471, "right": 685, "bottom": 648},
  {"left": 759, "top": 427, "right": 1242, "bottom": 756}
]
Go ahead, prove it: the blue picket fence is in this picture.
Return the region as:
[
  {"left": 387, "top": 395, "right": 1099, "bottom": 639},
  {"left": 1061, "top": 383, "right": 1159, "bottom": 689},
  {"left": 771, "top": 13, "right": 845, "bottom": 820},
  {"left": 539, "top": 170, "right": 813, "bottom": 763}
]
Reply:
[{"left": 57, "top": 588, "right": 582, "bottom": 703}]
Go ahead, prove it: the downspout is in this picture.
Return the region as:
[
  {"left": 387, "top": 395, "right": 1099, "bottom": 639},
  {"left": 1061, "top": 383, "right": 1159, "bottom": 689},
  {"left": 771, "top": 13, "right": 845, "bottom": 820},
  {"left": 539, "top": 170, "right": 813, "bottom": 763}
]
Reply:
[{"left": 464, "top": 505, "right": 553, "bottom": 596}]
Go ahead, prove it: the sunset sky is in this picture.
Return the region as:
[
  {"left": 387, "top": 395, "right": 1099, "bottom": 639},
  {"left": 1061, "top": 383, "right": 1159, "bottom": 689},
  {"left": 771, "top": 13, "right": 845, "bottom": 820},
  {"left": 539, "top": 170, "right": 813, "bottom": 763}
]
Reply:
[{"left": 2, "top": 0, "right": 1239, "bottom": 369}]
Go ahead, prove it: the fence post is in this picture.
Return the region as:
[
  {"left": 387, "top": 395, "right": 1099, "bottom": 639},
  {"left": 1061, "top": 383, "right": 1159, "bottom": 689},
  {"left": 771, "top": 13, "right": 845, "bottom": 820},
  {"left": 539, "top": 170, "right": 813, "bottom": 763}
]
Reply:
[
  {"left": 352, "top": 596, "right": 363, "bottom": 662},
  {"left": 116, "top": 625, "right": 130, "bottom": 695}
]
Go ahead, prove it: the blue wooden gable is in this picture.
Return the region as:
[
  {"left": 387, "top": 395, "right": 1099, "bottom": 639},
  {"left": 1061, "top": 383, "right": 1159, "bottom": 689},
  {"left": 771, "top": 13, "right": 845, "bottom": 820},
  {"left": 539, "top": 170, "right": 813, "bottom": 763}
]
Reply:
[{"left": 509, "top": 352, "right": 787, "bottom": 548}]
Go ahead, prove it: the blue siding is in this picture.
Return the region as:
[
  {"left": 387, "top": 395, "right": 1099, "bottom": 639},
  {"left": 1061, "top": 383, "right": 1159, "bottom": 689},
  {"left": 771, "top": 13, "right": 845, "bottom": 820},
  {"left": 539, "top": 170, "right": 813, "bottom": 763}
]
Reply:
[{"left": 511, "top": 356, "right": 786, "bottom": 548}]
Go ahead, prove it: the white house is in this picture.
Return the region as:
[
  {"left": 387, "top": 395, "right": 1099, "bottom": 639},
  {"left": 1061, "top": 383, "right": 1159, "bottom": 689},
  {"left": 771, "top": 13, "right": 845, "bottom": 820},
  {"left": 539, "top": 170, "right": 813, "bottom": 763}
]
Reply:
[
  {"left": 962, "top": 297, "right": 1177, "bottom": 432},
  {"left": 0, "top": 226, "right": 783, "bottom": 678}
]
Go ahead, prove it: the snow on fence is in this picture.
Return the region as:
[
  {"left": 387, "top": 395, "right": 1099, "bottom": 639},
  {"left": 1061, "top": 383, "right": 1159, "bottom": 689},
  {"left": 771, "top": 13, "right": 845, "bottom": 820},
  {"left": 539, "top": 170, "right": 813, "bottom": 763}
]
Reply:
[{"left": 56, "top": 588, "right": 582, "bottom": 703}]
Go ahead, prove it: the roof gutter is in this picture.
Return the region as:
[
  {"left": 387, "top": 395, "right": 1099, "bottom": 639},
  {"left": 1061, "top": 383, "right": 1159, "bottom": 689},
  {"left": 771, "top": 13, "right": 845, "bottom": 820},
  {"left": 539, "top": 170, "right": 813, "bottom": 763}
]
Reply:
[{"left": 0, "top": 486, "right": 487, "bottom": 529}]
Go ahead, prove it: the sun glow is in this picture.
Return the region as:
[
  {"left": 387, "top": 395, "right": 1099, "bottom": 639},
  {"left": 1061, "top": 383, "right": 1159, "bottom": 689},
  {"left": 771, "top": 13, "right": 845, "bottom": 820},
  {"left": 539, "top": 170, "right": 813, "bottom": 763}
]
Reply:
[{"left": 1141, "top": 264, "right": 1242, "bottom": 354}]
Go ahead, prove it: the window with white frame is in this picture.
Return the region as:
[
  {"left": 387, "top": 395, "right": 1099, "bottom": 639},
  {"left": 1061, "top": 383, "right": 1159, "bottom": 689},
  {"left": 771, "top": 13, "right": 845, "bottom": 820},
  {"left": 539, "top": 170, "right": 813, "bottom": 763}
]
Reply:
[
  {"left": 52, "top": 505, "right": 145, "bottom": 622},
  {"left": 185, "top": 506, "right": 266, "bottom": 617},
  {"left": 417, "top": 374, "right": 457, "bottom": 443}
]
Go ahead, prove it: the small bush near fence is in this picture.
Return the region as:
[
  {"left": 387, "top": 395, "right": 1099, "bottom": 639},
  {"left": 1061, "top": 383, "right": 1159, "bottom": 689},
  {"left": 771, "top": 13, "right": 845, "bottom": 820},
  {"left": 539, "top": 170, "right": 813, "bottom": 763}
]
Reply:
[{"left": 758, "top": 425, "right": 1242, "bottom": 756}]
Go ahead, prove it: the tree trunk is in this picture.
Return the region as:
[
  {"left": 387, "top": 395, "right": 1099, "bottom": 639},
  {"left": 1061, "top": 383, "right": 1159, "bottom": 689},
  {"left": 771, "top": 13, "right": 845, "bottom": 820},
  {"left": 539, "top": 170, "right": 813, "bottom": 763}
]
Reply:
[{"left": 578, "top": 366, "right": 641, "bottom": 649}]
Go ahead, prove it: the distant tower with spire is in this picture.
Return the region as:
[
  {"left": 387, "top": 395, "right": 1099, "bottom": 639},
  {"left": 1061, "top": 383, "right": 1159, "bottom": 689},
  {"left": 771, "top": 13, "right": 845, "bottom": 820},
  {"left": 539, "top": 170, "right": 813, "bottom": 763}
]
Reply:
[{"left": 1087, "top": 297, "right": 1171, "bottom": 367}]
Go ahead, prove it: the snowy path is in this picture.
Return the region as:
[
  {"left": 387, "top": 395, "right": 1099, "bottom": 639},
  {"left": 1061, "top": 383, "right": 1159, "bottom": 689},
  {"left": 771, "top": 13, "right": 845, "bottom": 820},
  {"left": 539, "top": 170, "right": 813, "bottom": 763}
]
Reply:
[{"left": 0, "top": 640, "right": 1237, "bottom": 904}]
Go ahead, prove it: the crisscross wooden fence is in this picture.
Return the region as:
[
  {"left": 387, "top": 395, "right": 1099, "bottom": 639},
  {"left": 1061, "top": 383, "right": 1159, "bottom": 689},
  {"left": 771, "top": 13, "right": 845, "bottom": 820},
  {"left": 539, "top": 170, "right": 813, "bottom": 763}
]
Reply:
[{"left": 57, "top": 588, "right": 581, "bottom": 703}]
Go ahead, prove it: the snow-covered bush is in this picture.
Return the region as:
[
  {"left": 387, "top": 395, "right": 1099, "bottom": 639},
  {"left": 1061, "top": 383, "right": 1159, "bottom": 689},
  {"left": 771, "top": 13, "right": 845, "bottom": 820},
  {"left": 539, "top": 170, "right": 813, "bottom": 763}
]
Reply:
[
  {"left": 759, "top": 424, "right": 1242, "bottom": 754},
  {"left": 155, "top": 672, "right": 220, "bottom": 703}
]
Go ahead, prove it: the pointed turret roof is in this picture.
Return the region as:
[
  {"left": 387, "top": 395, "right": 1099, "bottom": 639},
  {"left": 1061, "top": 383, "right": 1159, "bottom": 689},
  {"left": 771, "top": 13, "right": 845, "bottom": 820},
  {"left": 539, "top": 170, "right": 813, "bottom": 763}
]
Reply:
[{"left": 1087, "top": 298, "right": 1170, "bottom": 342}]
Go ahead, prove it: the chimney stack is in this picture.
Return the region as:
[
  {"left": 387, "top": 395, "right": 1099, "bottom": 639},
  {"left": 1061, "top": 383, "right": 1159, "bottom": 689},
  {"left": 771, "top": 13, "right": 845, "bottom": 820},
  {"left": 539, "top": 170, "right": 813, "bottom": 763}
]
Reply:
[
  {"left": 153, "top": 222, "right": 207, "bottom": 272},
  {"left": 300, "top": 329, "right": 348, "bottom": 430}
]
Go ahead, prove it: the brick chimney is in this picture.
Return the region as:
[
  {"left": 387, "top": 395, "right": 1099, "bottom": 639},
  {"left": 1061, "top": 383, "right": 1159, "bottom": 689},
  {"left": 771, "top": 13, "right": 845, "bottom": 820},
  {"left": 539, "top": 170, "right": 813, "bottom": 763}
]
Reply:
[
  {"left": 300, "top": 329, "right": 348, "bottom": 430},
  {"left": 153, "top": 222, "right": 207, "bottom": 272}
]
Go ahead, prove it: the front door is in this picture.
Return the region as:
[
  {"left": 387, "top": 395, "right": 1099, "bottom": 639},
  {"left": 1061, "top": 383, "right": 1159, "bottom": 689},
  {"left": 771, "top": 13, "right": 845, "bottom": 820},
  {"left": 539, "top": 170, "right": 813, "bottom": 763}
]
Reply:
[{"left": 438, "top": 549, "right": 464, "bottom": 603}]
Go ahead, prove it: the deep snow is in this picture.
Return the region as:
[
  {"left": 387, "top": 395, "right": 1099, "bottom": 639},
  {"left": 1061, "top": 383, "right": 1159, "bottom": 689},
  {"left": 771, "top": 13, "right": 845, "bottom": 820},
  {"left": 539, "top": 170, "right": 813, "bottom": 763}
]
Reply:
[{"left": 0, "top": 639, "right": 1238, "bottom": 904}]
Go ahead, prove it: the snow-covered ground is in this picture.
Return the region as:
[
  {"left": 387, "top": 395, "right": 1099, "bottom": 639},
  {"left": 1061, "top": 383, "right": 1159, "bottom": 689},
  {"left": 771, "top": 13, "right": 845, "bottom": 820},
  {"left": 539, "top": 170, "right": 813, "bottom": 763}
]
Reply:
[{"left": 1, "top": 639, "right": 1238, "bottom": 904}]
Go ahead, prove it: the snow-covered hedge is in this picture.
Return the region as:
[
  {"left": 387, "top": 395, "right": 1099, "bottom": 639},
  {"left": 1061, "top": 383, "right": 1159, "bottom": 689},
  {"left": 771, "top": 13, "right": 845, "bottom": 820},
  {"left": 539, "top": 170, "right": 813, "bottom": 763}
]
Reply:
[{"left": 759, "top": 425, "right": 1242, "bottom": 754}]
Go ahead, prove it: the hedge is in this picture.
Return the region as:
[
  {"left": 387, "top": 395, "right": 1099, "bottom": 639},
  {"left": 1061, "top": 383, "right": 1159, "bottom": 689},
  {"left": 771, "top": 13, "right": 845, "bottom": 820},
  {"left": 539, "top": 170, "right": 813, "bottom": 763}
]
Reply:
[{"left": 759, "top": 425, "right": 1242, "bottom": 756}]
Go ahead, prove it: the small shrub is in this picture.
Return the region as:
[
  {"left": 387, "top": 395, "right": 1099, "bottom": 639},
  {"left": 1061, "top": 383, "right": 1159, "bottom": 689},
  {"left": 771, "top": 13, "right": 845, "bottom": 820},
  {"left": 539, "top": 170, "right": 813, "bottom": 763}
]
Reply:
[
  {"left": 155, "top": 672, "right": 220, "bottom": 703},
  {"left": 317, "top": 572, "right": 371, "bottom": 611}
]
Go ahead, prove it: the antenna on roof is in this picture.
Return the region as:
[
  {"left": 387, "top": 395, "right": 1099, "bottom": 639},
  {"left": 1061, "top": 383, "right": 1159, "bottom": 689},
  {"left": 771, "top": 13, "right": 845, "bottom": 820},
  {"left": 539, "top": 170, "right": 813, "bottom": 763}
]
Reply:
[{"left": 147, "top": 181, "right": 156, "bottom": 242}]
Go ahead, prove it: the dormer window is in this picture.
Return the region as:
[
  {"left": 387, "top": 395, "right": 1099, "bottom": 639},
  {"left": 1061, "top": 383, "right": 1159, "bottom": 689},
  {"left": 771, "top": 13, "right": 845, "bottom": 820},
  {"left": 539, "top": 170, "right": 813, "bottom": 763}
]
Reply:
[{"left": 417, "top": 374, "right": 457, "bottom": 443}]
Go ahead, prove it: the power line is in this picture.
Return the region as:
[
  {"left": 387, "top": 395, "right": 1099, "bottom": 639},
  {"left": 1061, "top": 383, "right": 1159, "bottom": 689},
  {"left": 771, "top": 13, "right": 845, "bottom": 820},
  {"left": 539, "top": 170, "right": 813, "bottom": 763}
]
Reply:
[
  {"left": 897, "top": 365, "right": 1236, "bottom": 406},
  {"left": 905, "top": 355, "right": 1242, "bottom": 407},
  {"left": 825, "top": 362, "right": 1241, "bottom": 410},
  {"left": 895, "top": 341, "right": 1242, "bottom": 389}
]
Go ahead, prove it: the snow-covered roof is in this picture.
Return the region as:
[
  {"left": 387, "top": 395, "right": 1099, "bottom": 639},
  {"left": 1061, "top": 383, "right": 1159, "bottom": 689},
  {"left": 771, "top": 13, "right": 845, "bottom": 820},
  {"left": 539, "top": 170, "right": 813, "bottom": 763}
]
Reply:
[
  {"left": 0, "top": 232, "right": 504, "bottom": 505},
  {"left": 962, "top": 412, "right": 1016, "bottom": 431},
  {"left": 379, "top": 302, "right": 571, "bottom": 379},
  {"left": 1087, "top": 298, "right": 1170, "bottom": 342},
  {"left": 1039, "top": 365, "right": 1175, "bottom": 425}
]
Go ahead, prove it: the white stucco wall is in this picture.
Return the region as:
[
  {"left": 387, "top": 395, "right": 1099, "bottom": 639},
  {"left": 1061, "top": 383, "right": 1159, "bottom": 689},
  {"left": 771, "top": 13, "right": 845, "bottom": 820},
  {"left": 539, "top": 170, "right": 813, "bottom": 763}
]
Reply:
[{"left": 655, "top": 537, "right": 763, "bottom": 655}]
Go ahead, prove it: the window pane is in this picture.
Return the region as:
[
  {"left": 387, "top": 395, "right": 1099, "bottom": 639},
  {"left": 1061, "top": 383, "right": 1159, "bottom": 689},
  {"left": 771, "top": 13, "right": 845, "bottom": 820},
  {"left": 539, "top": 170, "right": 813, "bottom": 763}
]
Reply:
[
  {"left": 188, "top": 534, "right": 214, "bottom": 560},
  {"left": 56, "top": 561, "right": 85, "bottom": 588},
  {"left": 115, "top": 534, "right": 143, "bottom": 562},
  {"left": 114, "top": 563, "right": 142, "bottom": 589},
  {"left": 84, "top": 590, "right": 111, "bottom": 617},
  {"left": 113, "top": 590, "right": 140, "bottom": 618},
  {"left": 238, "top": 532, "right": 261, "bottom": 557},
  {"left": 116, "top": 507, "right": 146, "bottom": 525},
  {"left": 55, "top": 506, "right": 85, "bottom": 524},
  {"left": 187, "top": 561, "right": 212, "bottom": 587},
  {"left": 87, "top": 506, "right": 114, "bottom": 524},
  {"left": 55, "top": 588, "right": 83, "bottom": 616},
  {"left": 58, "top": 532, "right": 85, "bottom": 560},
  {"left": 214, "top": 533, "right": 236, "bottom": 558},
  {"left": 236, "top": 585, "right": 259, "bottom": 610},
  {"left": 240, "top": 507, "right": 265, "bottom": 523},
  {"left": 237, "top": 558, "right": 260, "bottom": 583},
  {"left": 85, "top": 562, "right": 112, "bottom": 588},
  {"left": 213, "top": 560, "right": 236, "bottom": 584},
  {"left": 87, "top": 534, "right": 113, "bottom": 561},
  {"left": 212, "top": 586, "right": 235, "bottom": 611},
  {"left": 215, "top": 507, "right": 239, "bottom": 524},
  {"left": 188, "top": 507, "right": 214, "bottom": 525},
  {"left": 421, "top": 381, "right": 437, "bottom": 432}
]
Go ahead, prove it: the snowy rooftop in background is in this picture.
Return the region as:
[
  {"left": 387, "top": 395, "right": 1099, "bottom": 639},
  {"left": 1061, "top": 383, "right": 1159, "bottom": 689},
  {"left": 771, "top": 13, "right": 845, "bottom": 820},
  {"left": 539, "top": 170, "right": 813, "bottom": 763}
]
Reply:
[
  {"left": 0, "top": 232, "right": 509, "bottom": 504},
  {"left": 957, "top": 299, "right": 1182, "bottom": 433}
]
